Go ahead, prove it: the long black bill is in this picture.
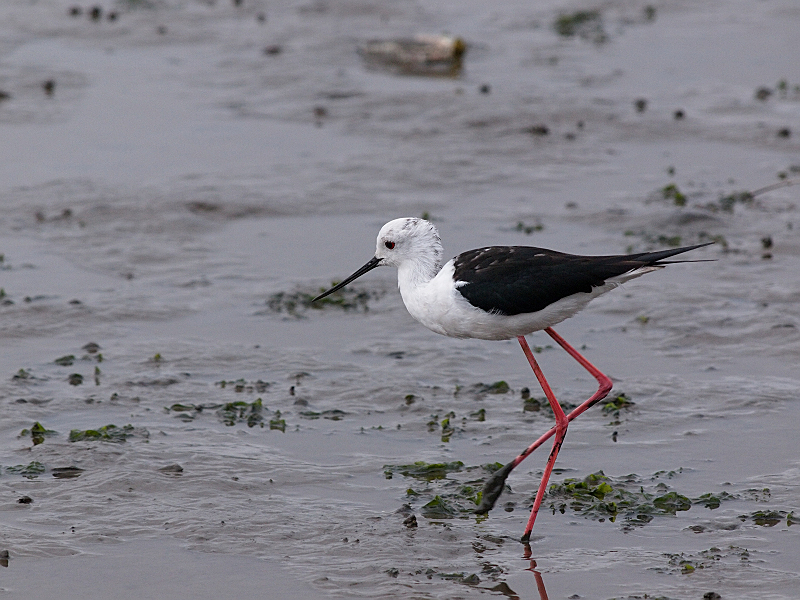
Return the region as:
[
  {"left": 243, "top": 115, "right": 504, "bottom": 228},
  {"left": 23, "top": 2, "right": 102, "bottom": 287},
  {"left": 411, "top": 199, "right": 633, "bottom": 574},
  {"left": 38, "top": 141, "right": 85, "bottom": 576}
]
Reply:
[{"left": 312, "top": 256, "right": 382, "bottom": 302}]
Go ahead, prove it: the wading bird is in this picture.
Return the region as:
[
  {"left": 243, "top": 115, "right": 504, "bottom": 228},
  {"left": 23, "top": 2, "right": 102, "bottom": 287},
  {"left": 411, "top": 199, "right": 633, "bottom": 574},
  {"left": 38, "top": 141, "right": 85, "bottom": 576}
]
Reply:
[{"left": 313, "top": 217, "right": 710, "bottom": 541}]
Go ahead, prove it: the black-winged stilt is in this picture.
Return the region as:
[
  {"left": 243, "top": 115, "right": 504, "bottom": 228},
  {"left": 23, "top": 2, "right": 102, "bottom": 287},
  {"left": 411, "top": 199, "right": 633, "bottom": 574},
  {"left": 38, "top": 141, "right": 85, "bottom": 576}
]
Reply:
[{"left": 313, "top": 217, "right": 710, "bottom": 541}]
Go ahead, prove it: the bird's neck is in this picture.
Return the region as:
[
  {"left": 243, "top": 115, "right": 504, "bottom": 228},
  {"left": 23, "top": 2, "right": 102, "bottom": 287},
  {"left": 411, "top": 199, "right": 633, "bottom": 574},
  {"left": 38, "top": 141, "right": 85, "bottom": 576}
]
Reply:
[{"left": 397, "top": 252, "right": 442, "bottom": 291}]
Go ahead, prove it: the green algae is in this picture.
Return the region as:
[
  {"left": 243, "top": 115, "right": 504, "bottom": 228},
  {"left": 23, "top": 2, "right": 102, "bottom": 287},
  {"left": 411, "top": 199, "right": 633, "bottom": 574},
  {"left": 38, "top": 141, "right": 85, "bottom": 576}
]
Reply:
[
  {"left": 68, "top": 424, "right": 146, "bottom": 443},
  {"left": 515, "top": 221, "right": 543, "bottom": 235},
  {"left": 216, "top": 398, "right": 264, "bottom": 427},
  {"left": 740, "top": 509, "right": 797, "bottom": 527},
  {"left": 298, "top": 409, "right": 346, "bottom": 421},
  {"left": 385, "top": 462, "right": 506, "bottom": 521},
  {"left": 472, "top": 381, "right": 510, "bottom": 395},
  {"left": 12, "top": 368, "right": 32, "bottom": 381},
  {"left": 693, "top": 491, "right": 736, "bottom": 510},
  {"left": 5, "top": 461, "right": 46, "bottom": 478},
  {"left": 547, "top": 471, "right": 695, "bottom": 529},
  {"left": 269, "top": 410, "right": 286, "bottom": 432},
  {"left": 165, "top": 398, "right": 286, "bottom": 430},
  {"left": 384, "top": 461, "right": 464, "bottom": 482},
  {"left": 215, "top": 378, "right": 269, "bottom": 393},
  {"left": 554, "top": 10, "right": 606, "bottom": 43},
  {"left": 661, "top": 183, "right": 687, "bottom": 206},
  {"left": 421, "top": 495, "right": 461, "bottom": 519},
  {"left": 20, "top": 422, "right": 57, "bottom": 446},
  {"left": 601, "top": 393, "right": 635, "bottom": 417},
  {"left": 662, "top": 546, "right": 750, "bottom": 575},
  {"left": 267, "top": 285, "right": 383, "bottom": 317},
  {"left": 522, "top": 395, "right": 578, "bottom": 414}
]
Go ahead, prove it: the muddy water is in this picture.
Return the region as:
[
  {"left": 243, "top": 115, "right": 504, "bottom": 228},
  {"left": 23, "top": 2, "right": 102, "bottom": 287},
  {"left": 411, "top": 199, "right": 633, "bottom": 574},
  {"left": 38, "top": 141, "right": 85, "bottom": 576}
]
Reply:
[{"left": 1, "top": 1, "right": 799, "bottom": 599}]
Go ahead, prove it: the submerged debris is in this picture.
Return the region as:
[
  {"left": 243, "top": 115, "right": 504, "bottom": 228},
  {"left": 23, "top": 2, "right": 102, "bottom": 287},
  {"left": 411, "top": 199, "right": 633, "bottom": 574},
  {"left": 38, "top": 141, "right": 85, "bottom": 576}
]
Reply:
[
  {"left": 554, "top": 10, "right": 606, "bottom": 43},
  {"left": 601, "top": 393, "right": 636, "bottom": 418},
  {"left": 298, "top": 409, "right": 346, "bottom": 421},
  {"left": 522, "top": 395, "right": 578, "bottom": 414},
  {"left": 216, "top": 378, "right": 270, "bottom": 393},
  {"left": 266, "top": 285, "right": 382, "bottom": 317},
  {"left": 740, "top": 509, "right": 797, "bottom": 527},
  {"left": 662, "top": 546, "right": 751, "bottom": 575},
  {"left": 661, "top": 183, "right": 687, "bottom": 207},
  {"left": 5, "top": 461, "right": 46, "bottom": 479},
  {"left": 165, "top": 398, "right": 286, "bottom": 430},
  {"left": 546, "top": 470, "right": 735, "bottom": 530},
  {"left": 19, "top": 422, "right": 57, "bottom": 446},
  {"left": 12, "top": 368, "right": 33, "bottom": 381},
  {"left": 385, "top": 461, "right": 504, "bottom": 521},
  {"left": 385, "top": 461, "right": 465, "bottom": 482},
  {"left": 51, "top": 466, "right": 85, "bottom": 479},
  {"left": 54, "top": 354, "right": 76, "bottom": 366},
  {"left": 471, "top": 381, "right": 510, "bottom": 395},
  {"left": 68, "top": 424, "right": 147, "bottom": 443},
  {"left": 358, "top": 35, "right": 466, "bottom": 77},
  {"left": 158, "top": 464, "right": 184, "bottom": 476},
  {"left": 269, "top": 410, "right": 286, "bottom": 432},
  {"left": 217, "top": 398, "right": 264, "bottom": 427},
  {"left": 515, "top": 220, "right": 544, "bottom": 235}
]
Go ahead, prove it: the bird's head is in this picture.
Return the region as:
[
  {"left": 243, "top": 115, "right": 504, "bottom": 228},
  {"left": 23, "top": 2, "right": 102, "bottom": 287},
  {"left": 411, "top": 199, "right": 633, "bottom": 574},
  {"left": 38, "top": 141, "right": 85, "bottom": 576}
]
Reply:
[
  {"left": 374, "top": 217, "right": 443, "bottom": 269},
  {"left": 312, "top": 217, "right": 443, "bottom": 302}
]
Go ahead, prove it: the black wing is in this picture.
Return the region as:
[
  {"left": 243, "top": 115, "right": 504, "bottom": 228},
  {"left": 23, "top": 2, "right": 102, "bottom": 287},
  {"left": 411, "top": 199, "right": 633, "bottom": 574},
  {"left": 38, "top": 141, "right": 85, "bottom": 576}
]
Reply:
[{"left": 453, "top": 243, "right": 710, "bottom": 316}]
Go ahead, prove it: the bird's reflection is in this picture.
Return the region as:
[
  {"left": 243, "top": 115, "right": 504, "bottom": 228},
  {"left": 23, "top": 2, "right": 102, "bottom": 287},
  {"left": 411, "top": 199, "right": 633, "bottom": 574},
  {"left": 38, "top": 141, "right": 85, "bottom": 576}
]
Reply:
[
  {"left": 523, "top": 543, "right": 549, "bottom": 600},
  {"left": 482, "top": 543, "right": 549, "bottom": 600}
]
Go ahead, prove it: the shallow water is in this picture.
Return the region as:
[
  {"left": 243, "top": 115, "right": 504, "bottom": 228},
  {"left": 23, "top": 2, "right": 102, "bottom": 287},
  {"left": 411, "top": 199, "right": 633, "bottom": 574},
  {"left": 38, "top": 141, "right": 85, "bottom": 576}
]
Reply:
[{"left": 1, "top": 1, "right": 799, "bottom": 598}]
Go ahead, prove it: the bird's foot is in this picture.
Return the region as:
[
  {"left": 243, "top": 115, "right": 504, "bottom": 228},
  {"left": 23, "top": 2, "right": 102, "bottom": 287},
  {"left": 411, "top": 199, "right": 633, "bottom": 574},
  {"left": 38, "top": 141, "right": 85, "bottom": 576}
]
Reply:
[{"left": 474, "top": 461, "right": 515, "bottom": 514}]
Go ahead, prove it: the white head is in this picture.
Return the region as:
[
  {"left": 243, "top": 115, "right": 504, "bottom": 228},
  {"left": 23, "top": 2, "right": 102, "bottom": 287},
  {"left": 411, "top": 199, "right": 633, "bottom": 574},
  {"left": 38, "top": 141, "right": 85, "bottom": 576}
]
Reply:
[
  {"left": 374, "top": 217, "right": 443, "bottom": 271},
  {"left": 312, "top": 218, "right": 444, "bottom": 301}
]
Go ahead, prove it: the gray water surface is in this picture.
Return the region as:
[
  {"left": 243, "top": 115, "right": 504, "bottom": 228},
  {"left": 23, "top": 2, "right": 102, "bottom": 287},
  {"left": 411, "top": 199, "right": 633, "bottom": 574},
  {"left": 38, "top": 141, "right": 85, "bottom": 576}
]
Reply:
[{"left": 1, "top": 1, "right": 799, "bottom": 599}]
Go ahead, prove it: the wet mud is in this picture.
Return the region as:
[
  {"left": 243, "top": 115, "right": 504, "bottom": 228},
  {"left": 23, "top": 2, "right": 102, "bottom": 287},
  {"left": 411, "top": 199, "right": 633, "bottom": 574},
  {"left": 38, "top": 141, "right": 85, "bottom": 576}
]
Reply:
[{"left": 1, "top": 1, "right": 799, "bottom": 599}]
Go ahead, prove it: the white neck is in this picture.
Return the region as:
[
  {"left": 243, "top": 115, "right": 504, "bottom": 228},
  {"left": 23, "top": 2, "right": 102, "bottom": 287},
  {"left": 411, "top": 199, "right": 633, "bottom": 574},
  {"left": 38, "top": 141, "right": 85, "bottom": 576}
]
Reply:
[{"left": 397, "top": 248, "right": 442, "bottom": 291}]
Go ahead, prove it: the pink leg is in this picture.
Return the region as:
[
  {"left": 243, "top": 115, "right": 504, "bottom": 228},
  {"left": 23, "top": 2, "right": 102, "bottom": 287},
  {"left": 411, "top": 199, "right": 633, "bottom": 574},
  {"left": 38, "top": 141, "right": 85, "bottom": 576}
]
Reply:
[
  {"left": 517, "top": 335, "right": 568, "bottom": 542},
  {"left": 474, "top": 327, "right": 613, "bottom": 540}
]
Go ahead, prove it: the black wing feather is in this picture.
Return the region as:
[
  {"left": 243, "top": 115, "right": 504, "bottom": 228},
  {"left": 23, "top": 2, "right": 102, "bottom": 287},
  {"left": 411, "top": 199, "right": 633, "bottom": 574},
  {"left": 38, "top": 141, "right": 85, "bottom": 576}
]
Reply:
[{"left": 453, "top": 243, "right": 710, "bottom": 316}]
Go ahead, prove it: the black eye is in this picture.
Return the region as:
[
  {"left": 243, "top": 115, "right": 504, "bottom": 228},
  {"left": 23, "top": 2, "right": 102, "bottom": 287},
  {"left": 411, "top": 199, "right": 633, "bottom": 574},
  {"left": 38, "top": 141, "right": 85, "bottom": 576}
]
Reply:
[{"left": 384, "top": 241, "right": 395, "bottom": 249}]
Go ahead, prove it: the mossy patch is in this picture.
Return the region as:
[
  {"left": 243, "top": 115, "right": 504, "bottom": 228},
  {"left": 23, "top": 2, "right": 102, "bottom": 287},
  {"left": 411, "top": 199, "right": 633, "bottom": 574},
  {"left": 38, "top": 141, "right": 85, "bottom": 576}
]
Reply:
[
  {"left": 266, "top": 285, "right": 383, "bottom": 317},
  {"left": 554, "top": 10, "right": 606, "bottom": 43},
  {"left": 601, "top": 393, "right": 635, "bottom": 417},
  {"left": 548, "top": 470, "right": 711, "bottom": 529},
  {"left": 69, "top": 424, "right": 147, "bottom": 443},
  {"left": 216, "top": 398, "right": 265, "bottom": 427},
  {"left": 471, "top": 381, "right": 510, "bottom": 395},
  {"left": 215, "top": 379, "right": 269, "bottom": 393},
  {"left": 515, "top": 220, "right": 543, "bottom": 235},
  {"left": 20, "top": 422, "right": 57, "bottom": 446},
  {"left": 385, "top": 461, "right": 505, "bottom": 521},
  {"left": 298, "top": 409, "right": 346, "bottom": 421},
  {"left": 522, "top": 396, "right": 578, "bottom": 414},
  {"left": 166, "top": 398, "right": 286, "bottom": 430},
  {"left": 384, "top": 461, "right": 465, "bottom": 482},
  {"left": 740, "top": 510, "right": 797, "bottom": 527},
  {"left": 661, "top": 546, "right": 751, "bottom": 575},
  {"left": 5, "top": 461, "right": 46, "bottom": 479},
  {"left": 661, "top": 183, "right": 687, "bottom": 207}
]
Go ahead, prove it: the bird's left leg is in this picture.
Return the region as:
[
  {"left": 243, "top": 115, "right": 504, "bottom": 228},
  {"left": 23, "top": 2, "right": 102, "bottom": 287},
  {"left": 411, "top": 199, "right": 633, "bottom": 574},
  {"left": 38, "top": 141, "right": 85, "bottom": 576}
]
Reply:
[
  {"left": 516, "top": 335, "right": 568, "bottom": 542},
  {"left": 544, "top": 327, "right": 613, "bottom": 417}
]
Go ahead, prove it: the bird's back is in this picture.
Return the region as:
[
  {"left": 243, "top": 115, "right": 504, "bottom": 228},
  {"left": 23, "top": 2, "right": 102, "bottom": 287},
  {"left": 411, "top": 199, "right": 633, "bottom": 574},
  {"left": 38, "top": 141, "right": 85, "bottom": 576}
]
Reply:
[{"left": 453, "top": 244, "right": 708, "bottom": 317}]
